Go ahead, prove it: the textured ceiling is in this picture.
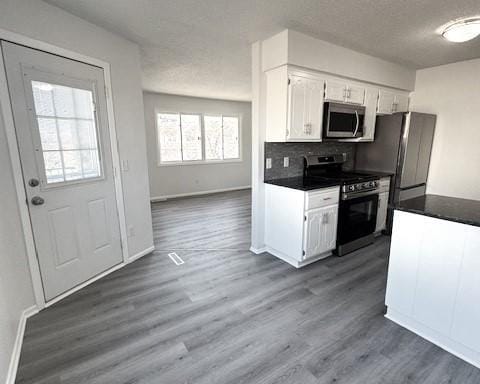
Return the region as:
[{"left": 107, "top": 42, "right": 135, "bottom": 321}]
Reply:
[{"left": 45, "top": 0, "right": 480, "bottom": 101}]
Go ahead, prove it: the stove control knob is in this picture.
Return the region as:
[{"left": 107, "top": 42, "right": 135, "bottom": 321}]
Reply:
[{"left": 348, "top": 185, "right": 355, "bottom": 192}]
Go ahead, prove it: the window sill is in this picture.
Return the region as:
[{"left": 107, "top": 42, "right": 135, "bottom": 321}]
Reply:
[{"left": 157, "top": 159, "right": 243, "bottom": 167}]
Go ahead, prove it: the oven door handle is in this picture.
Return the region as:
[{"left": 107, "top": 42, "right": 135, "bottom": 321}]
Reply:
[
  {"left": 353, "top": 110, "right": 360, "bottom": 137},
  {"left": 342, "top": 190, "right": 379, "bottom": 200}
]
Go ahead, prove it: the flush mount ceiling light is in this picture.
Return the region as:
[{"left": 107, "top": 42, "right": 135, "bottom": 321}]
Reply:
[{"left": 441, "top": 17, "right": 480, "bottom": 43}]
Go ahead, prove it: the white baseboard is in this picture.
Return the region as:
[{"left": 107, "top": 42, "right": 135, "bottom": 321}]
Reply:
[
  {"left": 265, "top": 246, "right": 331, "bottom": 268},
  {"left": 151, "top": 185, "right": 251, "bottom": 202},
  {"left": 249, "top": 245, "right": 267, "bottom": 254},
  {"left": 6, "top": 305, "right": 38, "bottom": 384},
  {"left": 386, "top": 308, "right": 480, "bottom": 369},
  {"left": 128, "top": 245, "right": 155, "bottom": 262}
]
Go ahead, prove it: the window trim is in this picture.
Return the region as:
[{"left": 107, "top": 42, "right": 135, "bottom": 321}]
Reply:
[{"left": 155, "top": 110, "right": 242, "bottom": 166}]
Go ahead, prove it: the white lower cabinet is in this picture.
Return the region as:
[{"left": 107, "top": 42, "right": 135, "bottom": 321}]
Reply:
[
  {"left": 264, "top": 184, "right": 339, "bottom": 268},
  {"left": 304, "top": 205, "right": 338, "bottom": 259},
  {"left": 386, "top": 211, "right": 480, "bottom": 368}
]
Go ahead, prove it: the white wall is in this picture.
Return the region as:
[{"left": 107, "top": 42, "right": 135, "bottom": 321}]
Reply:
[
  {"left": 143, "top": 92, "right": 252, "bottom": 199},
  {"left": 0, "top": 0, "right": 153, "bottom": 381},
  {"left": 410, "top": 58, "right": 480, "bottom": 200},
  {"left": 0, "top": 108, "right": 35, "bottom": 384}
]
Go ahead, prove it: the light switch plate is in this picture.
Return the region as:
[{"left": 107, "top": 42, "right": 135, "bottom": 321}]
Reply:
[
  {"left": 266, "top": 158, "right": 272, "bottom": 169},
  {"left": 283, "top": 157, "right": 289, "bottom": 167}
]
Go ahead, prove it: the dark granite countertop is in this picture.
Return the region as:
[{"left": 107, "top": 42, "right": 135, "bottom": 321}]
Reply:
[
  {"left": 392, "top": 194, "right": 480, "bottom": 227},
  {"left": 264, "top": 177, "right": 341, "bottom": 191}
]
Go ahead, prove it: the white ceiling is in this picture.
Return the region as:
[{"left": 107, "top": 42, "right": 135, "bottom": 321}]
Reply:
[{"left": 45, "top": 0, "right": 480, "bottom": 101}]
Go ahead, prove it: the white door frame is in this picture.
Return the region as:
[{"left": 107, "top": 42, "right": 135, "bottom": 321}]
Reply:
[{"left": 0, "top": 28, "right": 130, "bottom": 310}]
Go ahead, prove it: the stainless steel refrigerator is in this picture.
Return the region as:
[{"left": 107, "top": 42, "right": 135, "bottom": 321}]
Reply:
[{"left": 355, "top": 112, "right": 436, "bottom": 231}]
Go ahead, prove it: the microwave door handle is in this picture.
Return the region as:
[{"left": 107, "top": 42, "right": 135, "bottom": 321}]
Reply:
[{"left": 353, "top": 110, "right": 360, "bottom": 137}]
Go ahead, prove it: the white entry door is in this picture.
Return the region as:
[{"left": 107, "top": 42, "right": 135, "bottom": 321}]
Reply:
[{"left": 2, "top": 41, "right": 123, "bottom": 301}]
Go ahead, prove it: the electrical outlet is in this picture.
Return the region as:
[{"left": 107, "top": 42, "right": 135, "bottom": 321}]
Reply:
[
  {"left": 266, "top": 158, "right": 272, "bottom": 169},
  {"left": 283, "top": 157, "right": 289, "bottom": 167}
]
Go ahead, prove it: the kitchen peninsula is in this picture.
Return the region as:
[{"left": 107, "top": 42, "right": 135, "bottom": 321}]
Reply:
[{"left": 385, "top": 194, "right": 480, "bottom": 368}]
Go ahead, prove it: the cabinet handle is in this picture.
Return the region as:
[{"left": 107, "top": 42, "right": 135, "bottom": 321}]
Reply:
[
  {"left": 322, "top": 213, "right": 329, "bottom": 224},
  {"left": 304, "top": 123, "right": 312, "bottom": 135},
  {"left": 323, "top": 197, "right": 332, "bottom": 201}
]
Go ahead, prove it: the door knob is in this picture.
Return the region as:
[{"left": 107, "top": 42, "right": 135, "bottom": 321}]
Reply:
[
  {"left": 28, "top": 178, "right": 40, "bottom": 187},
  {"left": 31, "top": 196, "right": 45, "bottom": 206}
]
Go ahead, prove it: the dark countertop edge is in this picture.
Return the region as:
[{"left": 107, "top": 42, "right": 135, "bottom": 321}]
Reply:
[
  {"left": 393, "top": 206, "right": 480, "bottom": 228},
  {"left": 264, "top": 177, "right": 341, "bottom": 191},
  {"left": 391, "top": 195, "right": 480, "bottom": 228}
]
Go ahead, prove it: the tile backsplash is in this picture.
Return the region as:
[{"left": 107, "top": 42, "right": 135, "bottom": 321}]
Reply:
[{"left": 264, "top": 142, "right": 356, "bottom": 180}]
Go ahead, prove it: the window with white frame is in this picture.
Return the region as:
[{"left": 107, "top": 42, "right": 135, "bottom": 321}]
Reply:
[{"left": 157, "top": 113, "right": 240, "bottom": 164}]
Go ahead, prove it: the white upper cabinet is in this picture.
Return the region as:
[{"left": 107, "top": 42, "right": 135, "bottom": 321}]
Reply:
[
  {"left": 347, "top": 85, "right": 366, "bottom": 105},
  {"left": 287, "top": 75, "right": 324, "bottom": 141},
  {"left": 265, "top": 66, "right": 325, "bottom": 142},
  {"left": 393, "top": 93, "right": 409, "bottom": 113},
  {"left": 324, "top": 80, "right": 346, "bottom": 102},
  {"left": 377, "top": 90, "right": 410, "bottom": 114},
  {"left": 325, "top": 80, "right": 365, "bottom": 105},
  {"left": 362, "top": 87, "right": 379, "bottom": 142},
  {"left": 265, "top": 65, "right": 408, "bottom": 142}
]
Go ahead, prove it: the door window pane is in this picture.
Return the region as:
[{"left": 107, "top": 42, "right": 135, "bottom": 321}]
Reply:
[
  {"left": 180, "top": 114, "right": 202, "bottom": 161},
  {"left": 204, "top": 116, "right": 223, "bottom": 160},
  {"left": 223, "top": 117, "right": 240, "bottom": 159},
  {"left": 31, "top": 81, "right": 102, "bottom": 184},
  {"left": 157, "top": 113, "right": 181, "bottom": 162}
]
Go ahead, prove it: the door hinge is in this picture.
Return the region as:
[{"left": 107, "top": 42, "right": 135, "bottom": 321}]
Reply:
[
  {"left": 288, "top": 78, "right": 291, "bottom": 85},
  {"left": 302, "top": 250, "right": 306, "bottom": 256},
  {"left": 304, "top": 215, "right": 307, "bottom": 221}
]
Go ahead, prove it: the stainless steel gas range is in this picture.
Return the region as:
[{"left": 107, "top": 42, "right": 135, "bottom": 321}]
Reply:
[{"left": 304, "top": 154, "right": 380, "bottom": 256}]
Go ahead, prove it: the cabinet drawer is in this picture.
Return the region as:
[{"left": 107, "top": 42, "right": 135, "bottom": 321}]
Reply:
[{"left": 305, "top": 187, "right": 339, "bottom": 210}]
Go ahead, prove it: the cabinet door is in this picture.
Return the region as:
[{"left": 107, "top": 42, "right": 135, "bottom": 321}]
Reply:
[
  {"left": 393, "top": 93, "right": 409, "bottom": 113},
  {"left": 287, "top": 75, "right": 307, "bottom": 140},
  {"left": 377, "top": 90, "right": 395, "bottom": 114},
  {"left": 287, "top": 75, "right": 324, "bottom": 141},
  {"left": 451, "top": 226, "right": 480, "bottom": 351},
  {"left": 375, "top": 192, "right": 388, "bottom": 232},
  {"left": 346, "top": 85, "right": 365, "bottom": 105},
  {"left": 304, "top": 78, "right": 325, "bottom": 140},
  {"left": 325, "top": 80, "right": 346, "bottom": 102},
  {"left": 303, "top": 205, "right": 338, "bottom": 259}
]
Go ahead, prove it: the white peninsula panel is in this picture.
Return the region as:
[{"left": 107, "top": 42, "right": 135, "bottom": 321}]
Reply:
[{"left": 386, "top": 210, "right": 480, "bottom": 369}]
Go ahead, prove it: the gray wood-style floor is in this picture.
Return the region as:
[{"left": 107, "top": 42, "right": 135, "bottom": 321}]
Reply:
[{"left": 16, "top": 190, "right": 480, "bottom": 383}]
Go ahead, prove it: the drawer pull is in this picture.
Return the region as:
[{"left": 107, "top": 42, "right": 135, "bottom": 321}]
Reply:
[{"left": 323, "top": 197, "right": 332, "bottom": 200}]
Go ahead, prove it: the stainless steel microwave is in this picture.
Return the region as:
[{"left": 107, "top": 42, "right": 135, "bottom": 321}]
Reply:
[{"left": 323, "top": 102, "right": 365, "bottom": 139}]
